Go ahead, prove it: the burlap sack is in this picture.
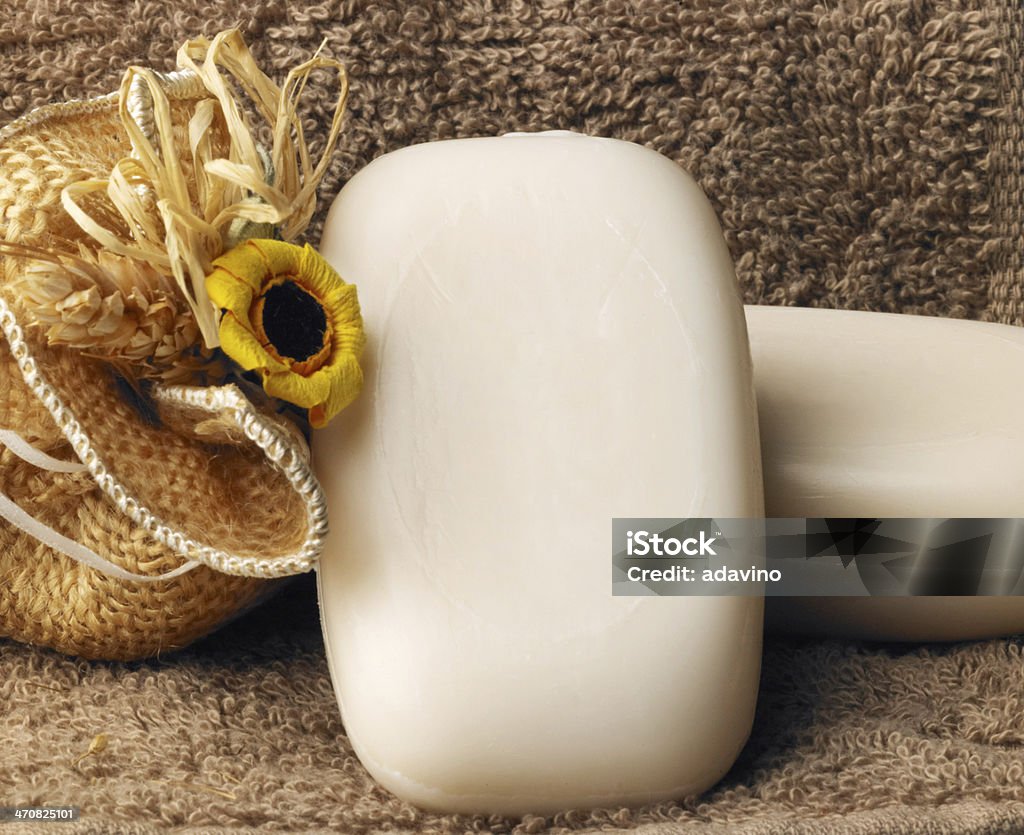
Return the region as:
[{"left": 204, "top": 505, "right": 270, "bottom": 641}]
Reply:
[{"left": 0, "top": 32, "right": 346, "bottom": 660}]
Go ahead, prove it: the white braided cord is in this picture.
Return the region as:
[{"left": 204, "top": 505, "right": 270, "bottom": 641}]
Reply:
[{"left": 0, "top": 295, "right": 328, "bottom": 579}]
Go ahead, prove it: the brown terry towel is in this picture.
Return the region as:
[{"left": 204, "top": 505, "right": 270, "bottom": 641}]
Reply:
[{"left": 1, "top": 1, "right": 1022, "bottom": 833}]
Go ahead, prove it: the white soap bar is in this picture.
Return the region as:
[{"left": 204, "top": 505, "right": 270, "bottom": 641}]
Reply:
[
  {"left": 316, "top": 132, "right": 764, "bottom": 815},
  {"left": 747, "top": 305, "right": 1024, "bottom": 641}
]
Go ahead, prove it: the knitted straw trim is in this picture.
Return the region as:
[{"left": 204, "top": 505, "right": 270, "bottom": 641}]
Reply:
[
  {"left": 0, "top": 295, "right": 328, "bottom": 579},
  {"left": 0, "top": 91, "right": 119, "bottom": 146}
]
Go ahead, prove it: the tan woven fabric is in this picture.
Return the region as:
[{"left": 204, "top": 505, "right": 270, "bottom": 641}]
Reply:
[{"left": 1, "top": 0, "right": 1023, "bottom": 833}]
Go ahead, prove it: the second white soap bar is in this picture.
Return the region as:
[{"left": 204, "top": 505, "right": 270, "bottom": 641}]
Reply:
[
  {"left": 747, "top": 305, "right": 1024, "bottom": 641},
  {"left": 316, "top": 133, "right": 763, "bottom": 814}
]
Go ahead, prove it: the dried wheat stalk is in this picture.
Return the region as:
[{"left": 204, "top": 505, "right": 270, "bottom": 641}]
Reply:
[{"left": 7, "top": 243, "right": 222, "bottom": 383}]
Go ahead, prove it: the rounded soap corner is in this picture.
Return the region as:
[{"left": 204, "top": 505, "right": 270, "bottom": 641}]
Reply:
[
  {"left": 592, "top": 138, "right": 719, "bottom": 227},
  {"left": 330, "top": 138, "right": 443, "bottom": 198},
  {"left": 644, "top": 145, "right": 711, "bottom": 203}
]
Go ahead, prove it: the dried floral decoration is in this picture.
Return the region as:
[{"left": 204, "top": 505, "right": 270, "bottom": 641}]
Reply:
[
  {"left": 0, "top": 29, "right": 355, "bottom": 662},
  {"left": 6, "top": 29, "right": 364, "bottom": 424}
]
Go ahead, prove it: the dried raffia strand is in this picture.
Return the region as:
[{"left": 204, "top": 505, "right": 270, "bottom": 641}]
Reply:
[
  {"left": 176, "top": 31, "right": 350, "bottom": 240},
  {"left": 119, "top": 65, "right": 220, "bottom": 347},
  {"left": 275, "top": 45, "right": 350, "bottom": 239},
  {"left": 153, "top": 779, "right": 237, "bottom": 801}
]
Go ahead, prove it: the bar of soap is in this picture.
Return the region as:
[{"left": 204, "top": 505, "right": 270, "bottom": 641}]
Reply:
[
  {"left": 315, "top": 132, "right": 764, "bottom": 815},
  {"left": 747, "top": 305, "right": 1024, "bottom": 641}
]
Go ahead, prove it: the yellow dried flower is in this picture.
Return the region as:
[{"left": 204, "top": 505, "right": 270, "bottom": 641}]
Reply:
[{"left": 205, "top": 239, "right": 365, "bottom": 428}]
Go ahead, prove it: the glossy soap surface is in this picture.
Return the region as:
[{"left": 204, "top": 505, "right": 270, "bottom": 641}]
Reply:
[
  {"left": 747, "top": 305, "right": 1024, "bottom": 641},
  {"left": 316, "top": 133, "right": 763, "bottom": 814}
]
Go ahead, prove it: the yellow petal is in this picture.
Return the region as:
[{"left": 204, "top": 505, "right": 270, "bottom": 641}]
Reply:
[
  {"left": 218, "top": 312, "right": 288, "bottom": 372},
  {"left": 206, "top": 267, "right": 256, "bottom": 312},
  {"left": 298, "top": 244, "right": 342, "bottom": 296},
  {"left": 313, "top": 355, "right": 363, "bottom": 428},
  {"left": 323, "top": 281, "right": 360, "bottom": 320},
  {"left": 263, "top": 365, "right": 332, "bottom": 408},
  {"left": 329, "top": 321, "right": 366, "bottom": 360},
  {"left": 242, "top": 239, "right": 302, "bottom": 279},
  {"left": 210, "top": 247, "right": 265, "bottom": 293}
]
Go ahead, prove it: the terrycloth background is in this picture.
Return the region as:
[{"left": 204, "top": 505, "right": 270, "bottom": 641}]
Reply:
[{"left": 1, "top": 0, "right": 1023, "bottom": 833}]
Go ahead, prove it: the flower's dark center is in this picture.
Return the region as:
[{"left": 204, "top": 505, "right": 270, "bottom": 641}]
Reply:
[{"left": 258, "top": 279, "right": 328, "bottom": 362}]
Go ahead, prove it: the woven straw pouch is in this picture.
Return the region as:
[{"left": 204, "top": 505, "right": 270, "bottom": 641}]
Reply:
[{"left": 0, "top": 32, "right": 354, "bottom": 660}]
